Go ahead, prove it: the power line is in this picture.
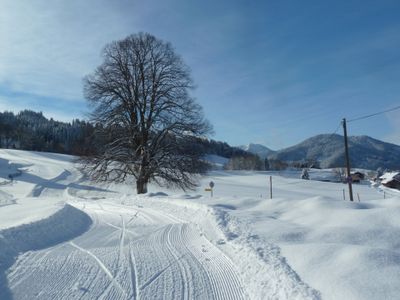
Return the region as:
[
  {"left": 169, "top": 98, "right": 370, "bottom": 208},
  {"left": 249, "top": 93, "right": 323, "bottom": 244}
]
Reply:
[
  {"left": 331, "top": 123, "right": 342, "bottom": 136},
  {"left": 307, "top": 122, "right": 342, "bottom": 165},
  {"left": 347, "top": 105, "right": 400, "bottom": 123},
  {"left": 271, "top": 122, "right": 342, "bottom": 172},
  {"left": 318, "top": 122, "right": 342, "bottom": 154}
]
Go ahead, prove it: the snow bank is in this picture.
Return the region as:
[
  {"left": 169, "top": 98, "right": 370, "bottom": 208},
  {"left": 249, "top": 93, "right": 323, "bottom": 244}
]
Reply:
[
  {"left": 271, "top": 196, "right": 400, "bottom": 300},
  {"left": 210, "top": 206, "right": 320, "bottom": 300},
  {"left": 0, "top": 203, "right": 91, "bottom": 254},
  {"left": 0, "top": 204, "right": 91, "bottom": 299},
  {"left": 142, "top": 170, "right": 400, "bottom": 300},
  {"left": 135, "top": 194, "right": 320, "bottom": 299},
  {"left": 0, "top": 198, "right": 67, "bottom": 230}
]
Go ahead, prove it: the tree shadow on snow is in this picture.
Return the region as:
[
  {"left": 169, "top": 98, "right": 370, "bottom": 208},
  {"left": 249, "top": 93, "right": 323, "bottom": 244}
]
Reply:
[
  {"left": 21, "top": 170, "right": 114, "bottom": 197},
  {"left": 0, "top": 157, "right": 115, "bottom": 196}
]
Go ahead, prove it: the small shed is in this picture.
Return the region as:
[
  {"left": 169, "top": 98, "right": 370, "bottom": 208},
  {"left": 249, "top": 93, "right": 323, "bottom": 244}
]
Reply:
[{"left": 380, "top": 172, "right": 400, "bottom": 190}]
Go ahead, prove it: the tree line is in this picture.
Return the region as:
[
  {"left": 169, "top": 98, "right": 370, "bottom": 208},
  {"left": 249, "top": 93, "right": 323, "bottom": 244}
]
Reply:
[
  {"left": 0, "top": 110, "right": 263, "bottom": 167},
  {"left": 0, "top": 110, "right": 95, "bottom": 155}
]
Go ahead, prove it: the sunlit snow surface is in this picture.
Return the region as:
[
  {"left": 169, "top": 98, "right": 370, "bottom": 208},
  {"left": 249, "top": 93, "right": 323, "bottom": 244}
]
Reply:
[{"left": 1, "top": 149, "right": 399, "bottom": 300}]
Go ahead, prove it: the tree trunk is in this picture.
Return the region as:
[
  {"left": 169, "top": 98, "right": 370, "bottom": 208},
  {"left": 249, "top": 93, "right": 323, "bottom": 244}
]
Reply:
[{"left": 136, "top": 178, "right": 148, "bottom": 194}]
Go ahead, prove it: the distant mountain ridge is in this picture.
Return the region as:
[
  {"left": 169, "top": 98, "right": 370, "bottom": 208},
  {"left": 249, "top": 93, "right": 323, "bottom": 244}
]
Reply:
[
  {"left": 268, "top": 134, "right": 400, "bottom": 170},
  {"left": 3, "top": 110, "right": 399, "bottom": 170},
  {"left": 238, "top": 143, "right": 275, "bottom": 159}
]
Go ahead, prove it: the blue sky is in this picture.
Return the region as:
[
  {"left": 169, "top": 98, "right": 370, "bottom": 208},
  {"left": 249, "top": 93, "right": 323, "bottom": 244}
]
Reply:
[{"left": 1, "top": 0, "right": 400, "bottom": 149}]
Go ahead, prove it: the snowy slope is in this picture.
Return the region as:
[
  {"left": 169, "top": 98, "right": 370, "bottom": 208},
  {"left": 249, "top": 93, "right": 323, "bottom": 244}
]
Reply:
[
  {"left": 193, "top": 172, "right": 400, "bottom": 300},
  {"left": 0, "top": 150, "right": 250, "bottom": 300},
  {"left": 1, "top": 149, "right": 400, "bottom": 300}
]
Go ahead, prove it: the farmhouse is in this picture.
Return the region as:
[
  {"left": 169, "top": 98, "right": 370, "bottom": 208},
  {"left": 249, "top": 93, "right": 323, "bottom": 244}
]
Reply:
[
  {"left": 350, "top": 171, "right": 365, "bottom": 183},
  {"left": 380, "top": 172, "right": 400, "bottom": 190}
]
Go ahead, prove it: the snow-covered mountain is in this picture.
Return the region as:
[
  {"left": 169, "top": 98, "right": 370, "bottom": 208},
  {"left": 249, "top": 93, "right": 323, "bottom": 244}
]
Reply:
[
  {"left": 268, "top": 134, "right": 400, "bottom": 170},
  {"left": 238, "top": 143, "right": 275, "bottom": 159}
]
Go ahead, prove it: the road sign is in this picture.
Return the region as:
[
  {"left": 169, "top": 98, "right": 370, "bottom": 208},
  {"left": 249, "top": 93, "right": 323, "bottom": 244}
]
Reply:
[{"left": 206, "top": 182, "right": 214, "bottom": 197}]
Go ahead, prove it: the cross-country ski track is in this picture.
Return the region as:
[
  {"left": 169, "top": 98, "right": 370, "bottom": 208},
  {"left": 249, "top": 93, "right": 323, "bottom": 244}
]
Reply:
[{"left": 3, "top": 193, "right": 248, "bottom": 299}]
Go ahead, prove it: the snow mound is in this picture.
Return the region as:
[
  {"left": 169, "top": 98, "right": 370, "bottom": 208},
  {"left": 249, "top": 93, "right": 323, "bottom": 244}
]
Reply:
[
  {"left": 0, "top": 204, "right": 92, "bottom": 299},
  {"left": 255, "top": 195, "right": 400, "bottom": 300}
]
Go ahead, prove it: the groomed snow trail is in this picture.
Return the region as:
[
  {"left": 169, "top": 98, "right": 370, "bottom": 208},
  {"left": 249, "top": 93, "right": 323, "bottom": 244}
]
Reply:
[
  {"left": 6, "top": 196, "right": 247, "bottom": 299},
  {"left": 1, "top": 150, "right": 321, "bottom": 299}
]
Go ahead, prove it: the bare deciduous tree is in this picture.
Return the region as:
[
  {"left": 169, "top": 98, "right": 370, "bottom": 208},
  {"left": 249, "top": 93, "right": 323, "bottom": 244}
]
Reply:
[{"left": 82, "top": 33, "right": 212, "bottom": 194}]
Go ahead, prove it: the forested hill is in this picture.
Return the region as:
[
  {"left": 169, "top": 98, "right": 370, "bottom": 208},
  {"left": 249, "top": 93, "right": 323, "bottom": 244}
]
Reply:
[
  {"left": 0, "top": 110, "right": 252, "bottom": 159},
  {"left": 0, "top": 110, "right": 95, "bottom": 155}
]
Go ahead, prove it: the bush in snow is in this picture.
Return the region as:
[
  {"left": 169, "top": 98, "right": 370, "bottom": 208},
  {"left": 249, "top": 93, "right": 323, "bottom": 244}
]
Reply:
[{"left": 301, "top": 168, "right": 310, "bottom": 180}]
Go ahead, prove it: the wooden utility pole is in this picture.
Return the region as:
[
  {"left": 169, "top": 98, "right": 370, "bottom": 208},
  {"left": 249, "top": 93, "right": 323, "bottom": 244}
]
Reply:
[
  {"left": 342, "top": 118, "right": 354, "bottom": 201},
  {"left": 269, "top": 176, "right": 273, "bottom": 199}
]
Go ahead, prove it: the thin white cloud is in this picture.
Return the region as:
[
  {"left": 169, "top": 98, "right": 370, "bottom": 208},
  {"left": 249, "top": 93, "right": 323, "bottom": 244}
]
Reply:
[
  {"left": 0, "top": 94, "right": 86, "bottom": 122},
  {"left": 0, "top": 0, "right": 141, "bottom": 101},
  {"left": 384, "top": 110, "right": 400, "bottom": 145}
]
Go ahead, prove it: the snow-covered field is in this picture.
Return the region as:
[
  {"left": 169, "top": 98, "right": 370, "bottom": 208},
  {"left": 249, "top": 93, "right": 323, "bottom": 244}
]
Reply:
[{"left": 1, "top": 149, "right": 399, "bottom": 300}]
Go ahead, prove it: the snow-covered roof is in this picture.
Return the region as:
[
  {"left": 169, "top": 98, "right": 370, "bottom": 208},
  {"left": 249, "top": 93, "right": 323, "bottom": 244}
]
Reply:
[{"left": 380, "top": 172, "right": 400, "bottom": 184}]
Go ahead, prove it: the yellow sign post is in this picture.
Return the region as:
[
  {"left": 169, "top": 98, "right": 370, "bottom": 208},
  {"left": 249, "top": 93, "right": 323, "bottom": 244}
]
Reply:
[{"left": 205, "top": 181, "right": 215, "bottom": 197}]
